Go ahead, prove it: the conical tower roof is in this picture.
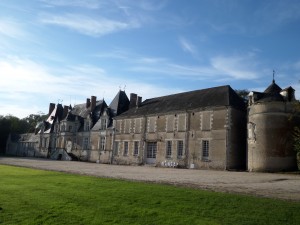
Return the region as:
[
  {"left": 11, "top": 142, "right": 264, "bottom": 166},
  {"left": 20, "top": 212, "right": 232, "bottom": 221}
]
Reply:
[{"left": 264, "top": 80, "right": 282, "bottom": 94}]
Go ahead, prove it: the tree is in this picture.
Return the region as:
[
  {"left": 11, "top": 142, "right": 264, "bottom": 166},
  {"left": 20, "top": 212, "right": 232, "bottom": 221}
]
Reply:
[
  {"left": 293, "top": 101, "right": 300, "bottom": 169},
  {"left": 0, "top": 112, "right": 47, "bottom": 153},
  {"left": 235, "top": 89, "right": 249, "bottom": 106},
  {"left": 23, "top": 113, "right": 48, "bottom": 133}
]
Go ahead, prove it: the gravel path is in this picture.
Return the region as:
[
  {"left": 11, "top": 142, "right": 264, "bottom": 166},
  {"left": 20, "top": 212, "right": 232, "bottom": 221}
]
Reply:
[{"left": 1, "top": 157, "right": 300, "bottom": 201}]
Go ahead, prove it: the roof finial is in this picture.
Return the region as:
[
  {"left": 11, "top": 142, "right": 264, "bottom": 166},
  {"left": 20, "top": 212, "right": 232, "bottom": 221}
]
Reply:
[{"left": 272, "top": 70, "right": 275, "bottom": 83}]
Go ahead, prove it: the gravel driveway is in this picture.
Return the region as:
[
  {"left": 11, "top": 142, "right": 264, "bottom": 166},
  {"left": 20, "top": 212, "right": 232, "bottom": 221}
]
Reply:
[{"left": 1, "top": 157, "right": 300, "bottom": 201}]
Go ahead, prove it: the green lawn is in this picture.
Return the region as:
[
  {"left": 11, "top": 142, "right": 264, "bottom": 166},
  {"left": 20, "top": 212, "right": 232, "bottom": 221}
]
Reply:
[{"left": 0, "top": 165, "right": 299, "bottom": 225}]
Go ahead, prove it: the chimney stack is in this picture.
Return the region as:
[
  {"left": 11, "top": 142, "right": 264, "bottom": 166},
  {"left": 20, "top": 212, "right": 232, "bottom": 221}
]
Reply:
[
  {"left": 91, "top": 96, "right": 96, "bottom": 111},
  {"left": 48, "top": 103, "right": 55, "bottom": 116},
  {"left": 136, "top": 96, "right": 142, "bottom": 108},
  {"left": 63, "top": 105, "right": 69, "bottom": 119},
  {"left": 86, "top": 98, "right": 91, "bottom": 108},
  {"left": 129, "top": 93, "right": 137, "bottom": 108}
]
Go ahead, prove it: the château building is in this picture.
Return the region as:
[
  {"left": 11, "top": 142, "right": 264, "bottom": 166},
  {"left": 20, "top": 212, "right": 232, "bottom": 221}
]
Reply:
[{"left": 6, "top": 81, "right": 300, "bottom": 172}]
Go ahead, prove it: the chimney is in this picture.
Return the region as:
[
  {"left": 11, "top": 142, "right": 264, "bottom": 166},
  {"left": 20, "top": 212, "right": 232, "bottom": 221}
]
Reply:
[
  {"left": 136, "top": 96, "right": 142, "bottom": 108},
  {"left": 48, "top": 103, "right": 55, "bottom": 116},
  {"left": 86, "top": 98, "right": 91, "bottom": 108},
  {"left": 129, "top": 93, "right": 137, "bottom": 108},
  {"left": 91, "top": 96, "right": 96, "bottom": 111},
  {"left": 63, "top": 105, "right": 69, "bottom": 119}
]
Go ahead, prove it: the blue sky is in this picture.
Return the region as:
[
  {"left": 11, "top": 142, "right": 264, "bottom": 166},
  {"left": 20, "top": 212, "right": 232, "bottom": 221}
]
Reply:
[{"left": 1, "top": 0, "right": 300, "bottom": 118}]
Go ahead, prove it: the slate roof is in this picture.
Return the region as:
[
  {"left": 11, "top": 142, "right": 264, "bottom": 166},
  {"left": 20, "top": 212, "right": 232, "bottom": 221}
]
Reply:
[
  {"left": 42, "top": 104, "right": 63, "bottom": 133},
  {"left": 70, "top": 100, "right": 105, "bottom": 119},
  {"left": 264, "top": 80, "right": 282, "bottom": 94},
  {"left": 115, "top": 85, "right": 245, "bottom": 119},
  {"left": 257, "top": 80, "right": 284, "bottom": 102},
  {"left": 109, "top": 90, "right": 130, "bottom": 116}
]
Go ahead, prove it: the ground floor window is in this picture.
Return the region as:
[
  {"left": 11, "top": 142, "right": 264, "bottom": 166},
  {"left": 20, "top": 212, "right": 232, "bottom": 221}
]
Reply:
[
  {"left": 43, "top": 137, "right": 48, "bottom": 148},
  {"left": 166, "top": 140, "right": 172, "bottom": 158},
  {"left": 202, "top": 140, "right": 209, "bottom": 160},
  {"left": 124, "top": 141, "right": 129, "bottom": 156},
  {"left": 100, "top": 137, "right": 105, "bottom": 151},
  {"left": 177, "top": 140, "right": 184, "bottom": 158},
  {"left": 83, "top": 137, "right": 89, "bottom": 150},
  {"left": 133, "top": 141, "right": 139, "bottom": 156},
  {"left": 147, "top": 142, "right": 157, "bottom": 159},
  {"left": 114, "top": 142, "right": 119, "bottom": 155}
]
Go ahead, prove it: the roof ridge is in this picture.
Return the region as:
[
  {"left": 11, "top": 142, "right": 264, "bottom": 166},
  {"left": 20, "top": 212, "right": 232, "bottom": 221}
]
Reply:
[{"left": 144, "top": 85, "right": 230, "bottom": 102}]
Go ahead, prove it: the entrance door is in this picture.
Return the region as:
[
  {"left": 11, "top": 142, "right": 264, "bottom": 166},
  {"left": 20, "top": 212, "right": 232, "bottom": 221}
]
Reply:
[{"left": 146, "top": 142, "right": 157, "bottom": 164}]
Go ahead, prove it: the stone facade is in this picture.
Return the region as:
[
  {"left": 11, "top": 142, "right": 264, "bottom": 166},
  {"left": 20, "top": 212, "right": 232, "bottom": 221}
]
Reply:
[
  {"left": 6, "top": 90, "right": 130, "bottom": 163},
  {"left": 247, "top": 80, "right": 300, "bottom": 171},
  {"left": 6, "top": 82, "right": 300, "bottom": 172},
  {"left": 112, "top": 86, "right": 247, "bottom": 170}
]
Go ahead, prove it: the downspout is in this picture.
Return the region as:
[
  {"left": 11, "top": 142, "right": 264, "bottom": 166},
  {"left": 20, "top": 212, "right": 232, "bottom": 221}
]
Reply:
[
  {"left": 110, "top": 127, "right": 115, "bottom": 164},
  {"left": 142, "top": 115, "right": 147, "bottom": 164},
  {"left": 98, "top": 133, "right": 101, "bottom": 163},
  {"left": 185, "top": 111, "right": 191, "bottom": 168},
  {"left": 224, "top": 106, "right": 231, "bottom": 171}
]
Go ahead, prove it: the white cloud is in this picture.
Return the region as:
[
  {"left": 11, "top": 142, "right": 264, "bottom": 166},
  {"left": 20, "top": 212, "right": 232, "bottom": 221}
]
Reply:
[
  {"left": 40, "top": 13, "right": 140, "bottom": 37},
  {"left": 95, "top": 49, "right": 262, "bottom": 81},
  {"left": 0, "top": 56, "right": 179, "bottom": 118},
  {"left": 179, "top": 36, "right": 197, "bottom": 56},
  {"left": 0, "top": 18, "right": 28, "bottom": 39},
  {"left": 211, "top": 55, "right": 259, "bottom": 80},
  {"left": 40, "top": 0, "right": 101, "bottom": 9},
  {"left": 138, "top": 0, "right": 169, "bottom": 11}
]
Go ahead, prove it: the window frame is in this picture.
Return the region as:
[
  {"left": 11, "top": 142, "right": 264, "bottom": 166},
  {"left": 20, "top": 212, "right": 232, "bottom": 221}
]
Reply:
[
  {"left": 123, "top": 141, "right": 129, "bottom": 156},
  {"left": 133, "top": 141, "right": 139, "bottom": 156},
  {"left": 100, "top": 136, "right": 106, "bottom": 151},
  {"left": 202, "top": 140, "right": 210, "bottom": 160},
  {"left": 166, "top": 140, "right": 172, "bottom": 158},
  {"left": 83, "top": 137, "right": 89, "bottom": 150},
  {"left": 177, "top": 140, "right": 184, "bottom": 158},
  {"left": 114, "top": 141, "right": 119, "bottom": 155}
]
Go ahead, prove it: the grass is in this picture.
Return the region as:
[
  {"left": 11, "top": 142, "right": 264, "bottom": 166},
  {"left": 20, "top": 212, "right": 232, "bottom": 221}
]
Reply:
[{"left": 0, "top": 165, "right": 299, "bottom": 225}]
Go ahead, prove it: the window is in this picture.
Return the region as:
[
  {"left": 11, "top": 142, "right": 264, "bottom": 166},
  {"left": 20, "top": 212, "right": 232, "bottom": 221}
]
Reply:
[
  {"left": 166, "top": 141, "right": 172, "bottom": 158},
  {"left": 133, "top": 141, "right": 139, "bottom": 156},
  {"left": 177, "top": 140, "right": 184, "bottom": 158},
  {"left": 74, "top": 123, "right": 78, "bottom": 132},
  {"left": 69, "top": 125, "right": 73, "bottom": 132},
  {"left": 100, "top": 119, "right": 107, "bottom": 130},
  {"left": 54, "top": 124, "right": 59, "bottom": 133},
  {"left": 114, "top": 142, "right": 119, "bottom": 155},
  {"left": 83, "top": 137, "right": 89, "bottom": 150},
  {"left": 202, "top": 140, "right": 209, "bottom": 160},
  {"left": 124, "top": 141, "right": 129, "bottom": 156},
  {"left": 100, "top": 137, "right": 105, "bottom": 150},
  {"left": 84, "top": 121, "right": 90, "bottom": 131},
  {"left": 147, "top": 142, "right": 157, "bottom": 159},
  {"left": 61, "top": 124, "right": 65, "bottom": 132},
  {"left": 43, "top": 137, "right": 48, "bottom": 148}
]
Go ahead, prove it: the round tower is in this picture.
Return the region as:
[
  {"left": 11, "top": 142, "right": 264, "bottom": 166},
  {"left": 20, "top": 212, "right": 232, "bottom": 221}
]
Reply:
[{"left": 247, "top": 80, "right": 297, "bottom": 172}]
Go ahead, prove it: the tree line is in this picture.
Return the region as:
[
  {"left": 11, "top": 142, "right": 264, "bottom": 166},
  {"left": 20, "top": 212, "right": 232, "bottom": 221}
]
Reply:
[{"left": 0, "top": 113, "right": 47, "bottom": 153}]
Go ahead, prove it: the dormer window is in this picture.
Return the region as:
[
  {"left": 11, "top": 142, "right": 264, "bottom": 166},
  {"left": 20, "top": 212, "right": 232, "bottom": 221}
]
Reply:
[
  {"left": 74, "top": 123, "right": 78, "bottom": 132},
  {"left": 54, "top": 124, "right": 59, "bottom": 133},
  {"left": 84, "top": 121, "right": 90, "bottom": 131},
  {"left": 100, "top": 119, "right": 107, "bottom": 130},
  {"left": 61, "top": 124, "right": 65, "bottom": 132}
]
